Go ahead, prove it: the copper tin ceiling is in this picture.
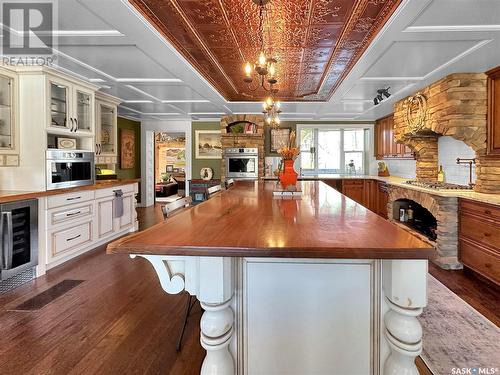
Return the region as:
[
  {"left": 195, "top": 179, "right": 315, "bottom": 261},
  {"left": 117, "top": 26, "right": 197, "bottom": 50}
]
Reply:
[{"left": 130, "top": 0, "right": 402, "bottom": 102}]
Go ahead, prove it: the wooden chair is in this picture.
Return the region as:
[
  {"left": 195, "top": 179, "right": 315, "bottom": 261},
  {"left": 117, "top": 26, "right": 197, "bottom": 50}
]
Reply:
[
  {"left": 225, "top": 178, "right": 235, "bottom": 189},
  {"left": 161, "top": 196, "right": 192, "bottom": 220},
  {"left": 206, "top": 184, "right": 222, "bottom": 199},
  {"left": 160, "top": 196, "right": 195, "bottom": 351}
]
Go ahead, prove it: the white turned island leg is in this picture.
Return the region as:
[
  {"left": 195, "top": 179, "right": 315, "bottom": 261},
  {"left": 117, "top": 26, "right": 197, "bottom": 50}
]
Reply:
[
  {"left": 198, "top": 257, "right": 236, "bottom": 375},
  {"left": 200, "top": 299, "right": 235, "bottom": 375},
  {"left": 382, "top": 260, "right": 427, "bottom": 375}
]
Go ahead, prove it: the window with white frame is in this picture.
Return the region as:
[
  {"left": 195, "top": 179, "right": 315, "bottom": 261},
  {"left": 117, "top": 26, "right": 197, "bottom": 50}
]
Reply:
[{"left": 298, "top": 125, "right": 369, "bottom": 175}]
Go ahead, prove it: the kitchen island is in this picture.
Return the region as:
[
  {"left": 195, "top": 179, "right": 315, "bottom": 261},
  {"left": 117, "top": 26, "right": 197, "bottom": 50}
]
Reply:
[{"left": 108, "top": 181, "right": 434, "bottom": 375}]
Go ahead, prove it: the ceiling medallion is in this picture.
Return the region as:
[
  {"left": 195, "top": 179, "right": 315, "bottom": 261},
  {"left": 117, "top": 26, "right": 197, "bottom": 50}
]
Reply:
[{"left": 405, "top": 92, "right": 428, "bottom": 134}]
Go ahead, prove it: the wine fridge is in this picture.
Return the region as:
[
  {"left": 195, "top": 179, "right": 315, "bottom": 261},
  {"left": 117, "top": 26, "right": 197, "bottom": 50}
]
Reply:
[{"left": 0, "top": 199, "right": 38, "bottom": 293}]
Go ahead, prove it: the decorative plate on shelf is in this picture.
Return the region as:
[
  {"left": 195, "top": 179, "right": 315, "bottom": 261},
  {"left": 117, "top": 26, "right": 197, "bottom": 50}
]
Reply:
[
  {"left": 57, "top": 137, "right": 77, "bottom": 150},
  {"left": 200, "top": 167, "right": 213, "bottom": 181}
]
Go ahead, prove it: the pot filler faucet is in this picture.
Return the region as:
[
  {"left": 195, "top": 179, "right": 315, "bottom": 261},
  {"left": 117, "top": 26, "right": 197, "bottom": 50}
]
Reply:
[{"left": 456, "top": 157, "right": 476, "bottom": 187}]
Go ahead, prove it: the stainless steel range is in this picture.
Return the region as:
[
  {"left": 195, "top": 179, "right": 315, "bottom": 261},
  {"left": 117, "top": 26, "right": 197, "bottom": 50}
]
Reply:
[
  {"left": 225, "top": 148, "right": 258, "bottom": 180},
  {"left": 404, "top": 180, "right": 473, "bottom": 190}
]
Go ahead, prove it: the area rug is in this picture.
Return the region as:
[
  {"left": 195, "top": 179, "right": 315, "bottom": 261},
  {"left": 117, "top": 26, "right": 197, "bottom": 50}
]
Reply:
[{"left": 419, "top": 275, "right": 500, "bottom": 375}]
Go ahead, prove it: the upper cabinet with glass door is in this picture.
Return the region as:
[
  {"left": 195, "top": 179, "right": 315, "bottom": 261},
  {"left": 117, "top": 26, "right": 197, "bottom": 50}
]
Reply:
[
  {"left": 95, "top": 92, "right": 121, "bottom": 164},
  {"left": 0, "top": 69, "right": 19, "bottom": 155},
  {"left": 47, "top": 76, "right": 95, "bottom": 135}
]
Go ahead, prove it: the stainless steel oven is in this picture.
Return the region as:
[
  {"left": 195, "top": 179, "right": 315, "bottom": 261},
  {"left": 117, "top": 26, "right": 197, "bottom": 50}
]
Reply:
[
  {"left": 225, "top": 148, "right": 259, "bottom": 180},
  {"left": 0, "top": 199, "right": 38, "bottom": 290},
  {"left": 46, "top": 150, "right": 95, "bottom": 190}
]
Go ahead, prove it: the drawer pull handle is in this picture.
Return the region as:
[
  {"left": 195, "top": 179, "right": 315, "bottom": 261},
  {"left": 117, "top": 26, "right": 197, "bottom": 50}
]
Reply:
[
  {"left": 66, "top": 211, "right": 81, "bottom": 217},
  {"left": 484, "top": 210, "right": 491, "bottom": 215},
  {"left": 66, "top": 196, "right": 81, "bottom": 201},
  {"left": 66, "top": 234, "right": 81, "bottom": 242},
  {"left": 484, "top": 233, "right": 491, "bottom": 237}
]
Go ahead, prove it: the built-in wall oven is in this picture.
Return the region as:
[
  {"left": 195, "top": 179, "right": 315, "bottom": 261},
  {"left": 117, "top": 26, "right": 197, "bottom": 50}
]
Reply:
[
  {"left": 225, "top": 148, "right": 258, "bottom": 180},
  {"left": 46, "top": 150, "right": 95, "bottom": 190},
  {"left": 0, "top": 199, "right": 38, "bottom": 293}
]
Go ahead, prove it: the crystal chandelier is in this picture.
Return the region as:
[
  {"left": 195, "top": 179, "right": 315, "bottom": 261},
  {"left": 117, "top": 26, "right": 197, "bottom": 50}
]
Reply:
[{"left": 242, "top": 0, "right": 278, "bottom": 93}]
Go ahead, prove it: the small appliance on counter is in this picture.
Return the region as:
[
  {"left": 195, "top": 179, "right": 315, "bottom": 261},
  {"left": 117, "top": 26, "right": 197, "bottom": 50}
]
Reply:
[{"left": 46, "top": 150, "right": 95, "bottom": 190}]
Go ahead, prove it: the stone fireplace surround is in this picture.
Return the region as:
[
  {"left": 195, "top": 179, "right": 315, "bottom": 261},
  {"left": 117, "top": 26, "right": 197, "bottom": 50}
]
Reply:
[
  {"left": 393, "top": 73, "right": 500, "bottom": 194},
  {"left": 388, "top": 185, "right": 461, "bottom": 269}
]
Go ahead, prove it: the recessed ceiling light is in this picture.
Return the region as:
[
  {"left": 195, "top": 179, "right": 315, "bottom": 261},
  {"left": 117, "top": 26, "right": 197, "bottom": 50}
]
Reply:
[
  {"left": 161, "top": 100, "right": 210, "bottom": 103},
  {"left": 116, "top": 78, "right": 182, "bottom": 83}
]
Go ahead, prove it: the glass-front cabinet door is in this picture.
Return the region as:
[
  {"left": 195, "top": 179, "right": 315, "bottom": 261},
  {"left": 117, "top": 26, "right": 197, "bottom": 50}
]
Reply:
[
  {"left": 49, "top": 80, "right": 70, "bottom": 130},
  {"left": 0, "top": 74, "right": 14, "bottom": 150},
  {"left": 99, "top": 103, "right": 116, "bottom": 155},
  {"left": 75, "top": 89, "right": 92, "bottom": 133}
]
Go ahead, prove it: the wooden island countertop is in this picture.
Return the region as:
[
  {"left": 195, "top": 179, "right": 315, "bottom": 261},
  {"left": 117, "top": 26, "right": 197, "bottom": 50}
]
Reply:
[{"left": 108, "top": 180, "right": 434, "bottom": 259}]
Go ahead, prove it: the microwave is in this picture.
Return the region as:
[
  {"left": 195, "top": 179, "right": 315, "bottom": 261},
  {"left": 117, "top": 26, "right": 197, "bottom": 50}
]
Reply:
[
  {"left": 225, "top": 148, "right": 259, "bottom": 180},
  {"left": 46, "top": 150, "right": 95, "bottom": 190}
]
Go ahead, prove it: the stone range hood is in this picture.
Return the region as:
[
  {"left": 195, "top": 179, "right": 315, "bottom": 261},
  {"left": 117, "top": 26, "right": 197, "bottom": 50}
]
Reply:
[
  {"left": 393, "top": 73, "right": 500, "bottom": 194},
  {"left": 220, "top": 114, "right": 265, "bottom": 181}
]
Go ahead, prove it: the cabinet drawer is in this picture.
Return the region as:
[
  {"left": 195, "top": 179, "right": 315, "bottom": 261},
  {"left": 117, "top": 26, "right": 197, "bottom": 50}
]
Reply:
[
  {"left": 95, "top": 184, "right": 135, "bottom": 199},
  {"left": 48, "top": 202, "right": 93, "bottom": 227},
  {"left": 460, "top": 199, "right": 500, "bottom": 221},
  {"left": 50, "top": 221, "right": 92, "bottom": 258},
  {"left": 48, "top": 190, "right": 94, "bottom": 209},
  {"left": 460, "top": 239, "right": 500, "bottom": 285},
  {"left": 460, "top": 213, "right": 500, "bottom": 251},
  {"left": 342, "top": 180, "right": 365, "bottom": 186}
]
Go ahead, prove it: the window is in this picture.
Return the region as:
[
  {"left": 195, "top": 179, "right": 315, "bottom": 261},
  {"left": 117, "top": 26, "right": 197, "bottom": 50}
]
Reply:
[{"left": 298, "top": 126, "right": 368, "bottom": 175}]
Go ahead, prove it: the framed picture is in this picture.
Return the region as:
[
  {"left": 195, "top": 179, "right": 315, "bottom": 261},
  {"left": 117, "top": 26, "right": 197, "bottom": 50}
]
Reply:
[
  {"left": 270, "top": 128, "right": 291, "bottom": 153},
  {"left": 173, "top": 168, "right": 180, "bottom": 173},
  {"left": 195, "top": 130, "right": 222, "bottom": 159},
  {"left": 120, "top": 129, "right": 135, "bottom": 169},
  {"left": 166, "top": 165, "right": 174, "bottom": 172}
]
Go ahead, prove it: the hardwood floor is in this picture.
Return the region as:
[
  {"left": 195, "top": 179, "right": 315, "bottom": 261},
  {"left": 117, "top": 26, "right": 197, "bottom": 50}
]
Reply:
[{"left": 0, "top": 203, "right": 497, "bottom": 375}]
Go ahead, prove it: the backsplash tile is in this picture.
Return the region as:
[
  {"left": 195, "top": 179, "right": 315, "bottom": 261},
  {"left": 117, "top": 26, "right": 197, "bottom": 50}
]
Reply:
[{"left": 438, "top": 136, "right": 476, "bottom": 185}]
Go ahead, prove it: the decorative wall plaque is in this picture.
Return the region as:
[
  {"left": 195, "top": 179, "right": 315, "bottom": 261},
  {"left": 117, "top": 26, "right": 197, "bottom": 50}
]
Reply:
[{"left": 405, "top": 92, "right": 428, "bottom": 134}]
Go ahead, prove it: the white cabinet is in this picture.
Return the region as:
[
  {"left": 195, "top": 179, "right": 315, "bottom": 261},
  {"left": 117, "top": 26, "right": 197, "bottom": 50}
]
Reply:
[
  {"left": 0, "top": 67, "right": 19, "bottom": 166},
  {"left": 43, "top": 183, "right": 138, "bottom": 269},
  {"left": 47, "top": 76, "right": 95, "bottom": 135},
  {"left": 96, "top": 195, "right": 115, "bottom": 240},
  {"left": 95, "top": 92, "right": 121, "bottom": 164}
]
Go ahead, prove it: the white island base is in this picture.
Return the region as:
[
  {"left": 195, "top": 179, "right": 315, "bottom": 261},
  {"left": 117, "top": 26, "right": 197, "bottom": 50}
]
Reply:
[{"left": 131, "top": 255, "right": 427, "bottom": 375}]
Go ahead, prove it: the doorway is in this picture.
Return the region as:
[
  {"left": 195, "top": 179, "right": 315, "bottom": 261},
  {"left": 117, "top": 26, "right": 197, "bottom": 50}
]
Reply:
[{"left": 154, "top": 132, "right": 187, "bottom": 203}]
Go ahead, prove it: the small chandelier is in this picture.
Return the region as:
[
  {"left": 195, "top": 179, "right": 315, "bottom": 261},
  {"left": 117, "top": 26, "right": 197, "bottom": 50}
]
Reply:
[
  {"left": 242, "top": 0, "right": 277, "bottom": 93},
  {"left": 263, "top": 96, "right": 281, "bottom": 128}
]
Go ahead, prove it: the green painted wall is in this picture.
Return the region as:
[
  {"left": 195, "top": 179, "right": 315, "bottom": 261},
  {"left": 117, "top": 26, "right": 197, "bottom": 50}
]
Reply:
[{"left": 192, "top": 122, "right": 222, "bottom": 180}]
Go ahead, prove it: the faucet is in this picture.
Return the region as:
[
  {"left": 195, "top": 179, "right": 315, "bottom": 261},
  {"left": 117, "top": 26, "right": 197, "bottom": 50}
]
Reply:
[{"left": 456, "top": 158, "right": 476, "bottom": 187}]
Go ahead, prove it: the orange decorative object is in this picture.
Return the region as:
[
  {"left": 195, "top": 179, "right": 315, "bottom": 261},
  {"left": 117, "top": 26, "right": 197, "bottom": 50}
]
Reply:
[{"left": 279, "top": 159, "right": 298, "bottom": 189}]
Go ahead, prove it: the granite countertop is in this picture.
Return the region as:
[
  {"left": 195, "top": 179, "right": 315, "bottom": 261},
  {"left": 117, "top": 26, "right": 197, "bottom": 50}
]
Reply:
[
  {"left": 262, "top": 174, "right": 500, "bottom": 206},
  {"left": 0, "top": 178, "right": 140, "bottom": 203}
]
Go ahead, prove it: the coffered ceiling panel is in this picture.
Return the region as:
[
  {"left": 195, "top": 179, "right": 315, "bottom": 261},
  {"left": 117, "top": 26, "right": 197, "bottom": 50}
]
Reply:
[
  {"left": 129, "top": 0, "right": 403, "bottom": 102},
  {"left": 58, "top": 45, "right": 177, "bottom": 79},
  {"left": 363, "top": 40, "right": 480, "bottom": 78},
  {"left": 411, "top": 0, "right": 500, "bottom": 27}
]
